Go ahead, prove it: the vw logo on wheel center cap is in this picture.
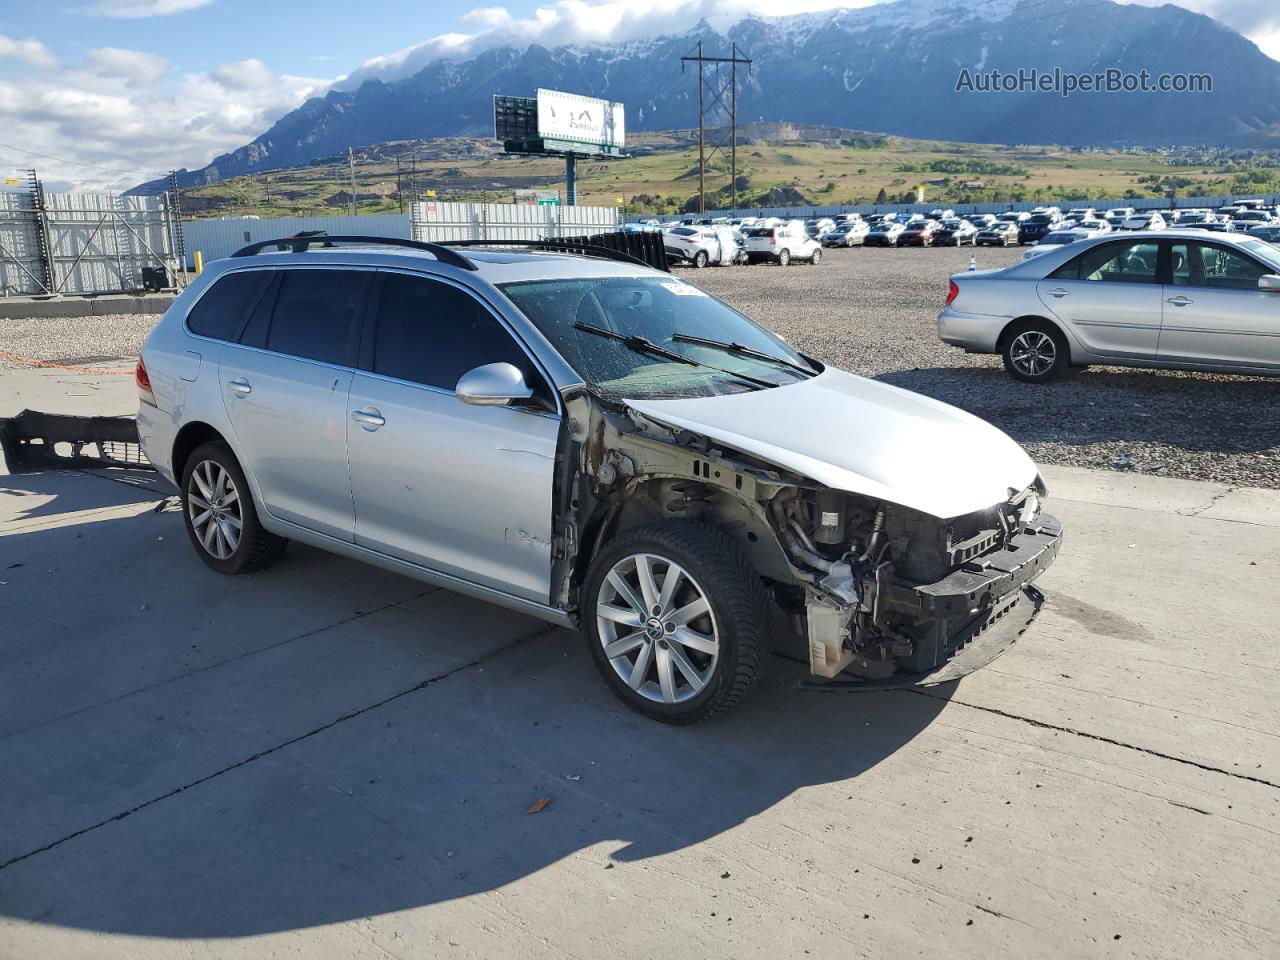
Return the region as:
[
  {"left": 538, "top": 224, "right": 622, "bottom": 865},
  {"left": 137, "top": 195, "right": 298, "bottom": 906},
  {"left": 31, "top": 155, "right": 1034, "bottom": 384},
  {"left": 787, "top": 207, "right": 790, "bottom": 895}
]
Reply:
[{"left": 644, "top": 617, "right": 664, "bottom": 640}]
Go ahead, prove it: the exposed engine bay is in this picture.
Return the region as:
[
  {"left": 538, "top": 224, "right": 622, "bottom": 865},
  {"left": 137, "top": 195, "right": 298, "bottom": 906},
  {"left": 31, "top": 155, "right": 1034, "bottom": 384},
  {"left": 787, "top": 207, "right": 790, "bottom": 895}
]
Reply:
[{"left": 553, "top": 389, "right": 1063, "bottom": 686}]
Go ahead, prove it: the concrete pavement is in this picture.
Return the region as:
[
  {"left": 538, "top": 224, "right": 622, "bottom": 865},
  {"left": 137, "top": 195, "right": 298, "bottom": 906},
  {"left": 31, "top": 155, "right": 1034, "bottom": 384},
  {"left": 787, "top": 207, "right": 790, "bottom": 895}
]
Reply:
[{"left": 0, "top": 377, "right": 1277, "bottom": 957}]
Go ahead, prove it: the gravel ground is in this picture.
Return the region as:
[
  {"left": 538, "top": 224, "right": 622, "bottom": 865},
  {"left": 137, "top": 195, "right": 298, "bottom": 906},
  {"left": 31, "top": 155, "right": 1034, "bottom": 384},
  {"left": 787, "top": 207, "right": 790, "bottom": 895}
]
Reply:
[
  {"left": 684, "top": 245, "right": 1280, "bottom": 488},
  {"left": 0, "top": 313, "right": 157, "bottom": 370},
  {"left": 2, "top": 247, "right": 1277, "bottom": 486}
]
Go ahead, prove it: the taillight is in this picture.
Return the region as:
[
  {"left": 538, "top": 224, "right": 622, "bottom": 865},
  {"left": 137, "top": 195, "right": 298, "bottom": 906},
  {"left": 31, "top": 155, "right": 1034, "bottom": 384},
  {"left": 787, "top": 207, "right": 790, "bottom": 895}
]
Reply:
[
  {"left": 136, "top": 357, "right": 156, "bottom": 407},
  {"left": 945, "top": 280, "right": 959, "bottom": 307},
  {"left": 768, "top": 229, "right": 777, "bottom": 244}
]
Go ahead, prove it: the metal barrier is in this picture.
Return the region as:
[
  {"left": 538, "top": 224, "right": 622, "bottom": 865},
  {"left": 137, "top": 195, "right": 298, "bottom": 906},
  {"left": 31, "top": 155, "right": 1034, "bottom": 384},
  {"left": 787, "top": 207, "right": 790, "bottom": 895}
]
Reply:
[
  {"left": 0, "top": 182, "right": 182, "bottom": 296},
  {"left": 558, "top": 231, "right": 669, "bottom": 271},
  {"left": 412, "top": 200, "right": 620, "bottom": 243}
]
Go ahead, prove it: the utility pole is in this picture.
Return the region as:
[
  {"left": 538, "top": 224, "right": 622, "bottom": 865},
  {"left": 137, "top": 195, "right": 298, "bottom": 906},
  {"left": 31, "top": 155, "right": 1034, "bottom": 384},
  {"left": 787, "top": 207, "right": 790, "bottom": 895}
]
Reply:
[
  {"left": 396, "top": 154, "right": 403, "bottom": 213},
  {"left": 347, "top": 147, "right": 357, "bottom": 216},
  {"left": 681, "top": 43, "right": 752, "bottom": 215}
]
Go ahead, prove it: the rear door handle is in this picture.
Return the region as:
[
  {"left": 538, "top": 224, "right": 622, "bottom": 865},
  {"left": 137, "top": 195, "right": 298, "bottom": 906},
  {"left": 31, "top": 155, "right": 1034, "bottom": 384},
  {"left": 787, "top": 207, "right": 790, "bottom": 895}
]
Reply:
[
  {"left": 1166, "top": 296, "right": 1194, "bottom": 306},
  {"left": 227, "top": 378, "right": 252, "bottom": 396},
  {"left": 351, "top": 406, "right": 385, "bottom": 430},
  {"left": 1046, "top": 288, "right": 1069, "bottom": 298}
]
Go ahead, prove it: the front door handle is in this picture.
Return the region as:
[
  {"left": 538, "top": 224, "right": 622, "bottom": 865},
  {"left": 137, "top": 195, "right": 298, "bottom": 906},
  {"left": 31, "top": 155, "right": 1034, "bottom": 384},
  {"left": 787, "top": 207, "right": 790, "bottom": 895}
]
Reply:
[
  {"left": 1166, "top": 296, "right": 1194, "bottom": 306},
  {"left": 227, "top": 377, "right": 252, "bottom": 396},
  {"left": 1046, "top": 288, "right": 1069, "bottom": 298},
  {"left": 351, "top": 406, "right": 385, "bottom": 430}
]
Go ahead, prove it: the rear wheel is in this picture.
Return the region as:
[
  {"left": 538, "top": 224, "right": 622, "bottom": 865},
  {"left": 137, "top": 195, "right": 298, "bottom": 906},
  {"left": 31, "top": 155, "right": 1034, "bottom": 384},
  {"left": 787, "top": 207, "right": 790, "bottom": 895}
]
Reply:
[
  {"left": 810, "top": 248, "right": 822, "bottom": 265},
  {"left": 1002, "top": 320, "right": 1070, "bottom": 383},
  {"left": 181, "top": 442, "right": 287, "bottom": 574},
  {"left": 584, "top": 522, "right": 772, "bottom": 724},
  {"left": 778, "top": 249, "right": 791, "bottom": 266}
]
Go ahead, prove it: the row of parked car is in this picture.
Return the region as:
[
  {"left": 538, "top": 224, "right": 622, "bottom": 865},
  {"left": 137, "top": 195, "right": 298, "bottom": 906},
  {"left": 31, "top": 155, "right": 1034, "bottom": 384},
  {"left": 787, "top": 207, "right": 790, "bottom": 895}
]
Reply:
[{"left": 642, "top": 198, "right": 1280, "bottom": 266}]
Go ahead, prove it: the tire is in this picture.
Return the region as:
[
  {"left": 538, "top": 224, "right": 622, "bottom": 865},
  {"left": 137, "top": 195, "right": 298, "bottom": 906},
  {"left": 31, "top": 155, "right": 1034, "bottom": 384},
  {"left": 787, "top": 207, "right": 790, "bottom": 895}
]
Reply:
[
  {"left": 583, "top": 522, "right": 772, "bottom": 724},
  {"left": 777, "top": 249, "right": 791, "bottom": 266},
  {"left": 693, "top": 250, "right": 708, "bottom": 269},
  {"left": 810, "top": 248, "right": 822, "bottom": 265},
  {"left": 180, "top": 441, "right": 287, "bottom": 575},
  {"left": 1001, "top": 319, "right": 1070, "bottom": 383}
]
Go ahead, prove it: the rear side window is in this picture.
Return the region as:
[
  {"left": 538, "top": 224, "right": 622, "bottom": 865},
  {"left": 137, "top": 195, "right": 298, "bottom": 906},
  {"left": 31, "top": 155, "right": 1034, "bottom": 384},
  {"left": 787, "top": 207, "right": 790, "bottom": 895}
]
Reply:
[
  {"left": 372, "top": 273, "right": 537, "bottom": 392},
  {"left": 1051, "top": 241, "right": 1159, "bottom": 283},
  {"left": 265, "top": 269, "right": 371, "bottom": 365},
  {"left": 186, "top": 270, "right": 271, "bottom": 341}
]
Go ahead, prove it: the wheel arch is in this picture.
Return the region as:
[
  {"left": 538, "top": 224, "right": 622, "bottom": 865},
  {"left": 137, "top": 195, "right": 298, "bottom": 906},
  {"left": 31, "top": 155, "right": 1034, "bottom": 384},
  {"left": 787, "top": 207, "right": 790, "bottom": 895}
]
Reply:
[{"left": 171, "top": 421, "right": 231, "bottom": 479}]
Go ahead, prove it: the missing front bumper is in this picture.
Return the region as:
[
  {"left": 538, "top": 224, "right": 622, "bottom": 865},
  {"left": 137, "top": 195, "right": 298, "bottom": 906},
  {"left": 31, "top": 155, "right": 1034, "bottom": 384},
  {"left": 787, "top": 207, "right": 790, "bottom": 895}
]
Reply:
[{"left": 802, "top": 514, "right": 1063, "bottom": 690}]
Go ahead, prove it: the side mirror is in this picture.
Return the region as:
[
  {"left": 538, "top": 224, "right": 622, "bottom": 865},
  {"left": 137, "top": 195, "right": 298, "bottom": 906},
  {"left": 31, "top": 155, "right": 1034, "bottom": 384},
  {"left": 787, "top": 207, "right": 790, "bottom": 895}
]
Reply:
[
  {"left": 455, "top": 362, "right": 535, "bottom": 406},
  {"left": 1259, "top": 275, "right": 1280, "bottom": 292}
]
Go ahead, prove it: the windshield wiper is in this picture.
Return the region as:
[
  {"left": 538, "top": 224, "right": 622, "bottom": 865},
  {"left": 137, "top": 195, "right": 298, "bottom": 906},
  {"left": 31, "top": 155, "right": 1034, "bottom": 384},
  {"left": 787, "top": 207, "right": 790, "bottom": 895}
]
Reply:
[
  {"left": 670, "top": 333, "right": 817, "bottom": 377},
  {"left": 574, "top": 322, "right": 777, "bottom": 389}
]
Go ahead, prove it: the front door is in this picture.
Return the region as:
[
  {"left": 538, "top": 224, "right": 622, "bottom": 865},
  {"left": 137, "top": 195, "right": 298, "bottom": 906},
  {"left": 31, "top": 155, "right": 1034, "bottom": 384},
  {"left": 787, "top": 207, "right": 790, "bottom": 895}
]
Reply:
[
  {"left": 346, "top": 271, "right": 560, "bottom": 603},
  {"left": 1037, "top": 239, "right": 1163, "bottom": 358},
  {"left": 219, "top": 267, "right": 371, "bottom": 541},
  {"left": 1159, "top": 240, "right": 1280, "bottom": 370}
]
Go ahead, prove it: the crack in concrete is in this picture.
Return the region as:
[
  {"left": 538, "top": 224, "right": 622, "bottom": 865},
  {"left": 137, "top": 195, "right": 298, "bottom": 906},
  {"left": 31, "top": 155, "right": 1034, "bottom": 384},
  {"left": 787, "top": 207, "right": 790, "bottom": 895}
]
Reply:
[
  {"left": 0, "top": 622, "right": 559, "bottom": 872},
  {"left": 1176, "top": 485, "right": 1239, "bottom": 518},
  {"left": 908, "top": 689, "right": 1279, "bottom": 790},
  {"left": 0, "top": 588, "right": 440, "bottom": 743}
]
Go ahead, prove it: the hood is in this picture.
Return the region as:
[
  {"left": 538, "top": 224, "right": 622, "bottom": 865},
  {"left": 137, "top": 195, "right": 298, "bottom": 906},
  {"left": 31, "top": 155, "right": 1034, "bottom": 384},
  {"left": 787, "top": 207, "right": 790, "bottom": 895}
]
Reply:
[{"left": 624, "top": 368, "right": 1038, "bottom": 520}]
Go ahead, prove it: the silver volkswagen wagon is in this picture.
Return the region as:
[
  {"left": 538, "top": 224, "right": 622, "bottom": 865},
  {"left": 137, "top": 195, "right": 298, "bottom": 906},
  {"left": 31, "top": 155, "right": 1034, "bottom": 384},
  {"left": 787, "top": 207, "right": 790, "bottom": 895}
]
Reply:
[{"left": 137, "top": 237, "right": 1061, "bottom": 723}]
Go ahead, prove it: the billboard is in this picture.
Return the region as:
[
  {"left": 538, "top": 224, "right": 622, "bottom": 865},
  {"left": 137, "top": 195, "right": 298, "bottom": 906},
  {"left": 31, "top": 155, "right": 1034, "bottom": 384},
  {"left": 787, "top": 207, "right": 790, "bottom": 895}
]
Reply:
[{"left": 536, "top": 89, "right": 625, "bottom": 150}]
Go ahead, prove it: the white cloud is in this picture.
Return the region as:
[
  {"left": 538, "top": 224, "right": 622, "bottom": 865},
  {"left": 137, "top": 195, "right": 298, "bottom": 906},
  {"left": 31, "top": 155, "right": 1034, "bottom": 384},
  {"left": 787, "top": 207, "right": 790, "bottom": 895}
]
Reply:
[
  {"left": 85, "top": 47, "right": 170, "bottom": 85},
  {"left": 0, "top": 34, "right": 58, "bottom": 68},
  {"left": 0, "top": 47, "right": 329, "bottom": 192},
  {"left": 82, "top": 0, "right": 216, "bottom": 17}
]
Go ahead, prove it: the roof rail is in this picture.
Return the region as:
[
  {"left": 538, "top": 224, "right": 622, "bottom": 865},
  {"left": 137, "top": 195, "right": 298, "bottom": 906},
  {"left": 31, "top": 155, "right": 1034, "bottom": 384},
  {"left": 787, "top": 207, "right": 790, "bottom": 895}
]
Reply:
[
  {"left": 229, "top": 234, "right": 477, "bottom": 271},
  {"left": 439, "top": 238, "right": 652, "bottom": 269}
]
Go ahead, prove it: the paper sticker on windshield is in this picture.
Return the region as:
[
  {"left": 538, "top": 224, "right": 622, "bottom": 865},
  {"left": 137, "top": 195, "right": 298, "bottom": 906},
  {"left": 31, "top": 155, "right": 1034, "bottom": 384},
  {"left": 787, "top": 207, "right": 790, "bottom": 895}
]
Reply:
[{"left": 661, "top": 281, "right": 707, "bottom": 297}]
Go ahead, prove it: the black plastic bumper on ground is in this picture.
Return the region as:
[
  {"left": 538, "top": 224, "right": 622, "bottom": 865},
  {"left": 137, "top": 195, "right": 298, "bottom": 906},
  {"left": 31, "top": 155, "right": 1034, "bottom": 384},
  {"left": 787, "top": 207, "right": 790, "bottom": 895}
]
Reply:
[{"left": 0, "top": 409, "right": 146, "bottom": 472}]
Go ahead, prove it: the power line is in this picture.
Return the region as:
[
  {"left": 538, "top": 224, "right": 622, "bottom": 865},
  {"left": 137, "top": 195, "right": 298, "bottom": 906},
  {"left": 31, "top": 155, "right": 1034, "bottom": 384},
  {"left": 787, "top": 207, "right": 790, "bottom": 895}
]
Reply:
[{"left": 0, "top": 140, "right": 162, "bottom": 177}]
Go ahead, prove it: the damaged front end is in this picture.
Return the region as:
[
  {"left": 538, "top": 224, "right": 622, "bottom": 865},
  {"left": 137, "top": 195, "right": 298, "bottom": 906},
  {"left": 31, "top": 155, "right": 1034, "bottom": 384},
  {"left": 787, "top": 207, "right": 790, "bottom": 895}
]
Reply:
[
  {"left": 793, "top": 486, "right": 1062, "bottom": 688},
  {"left": 557, "top": 391, "right": 1062, "bottom": 689}
]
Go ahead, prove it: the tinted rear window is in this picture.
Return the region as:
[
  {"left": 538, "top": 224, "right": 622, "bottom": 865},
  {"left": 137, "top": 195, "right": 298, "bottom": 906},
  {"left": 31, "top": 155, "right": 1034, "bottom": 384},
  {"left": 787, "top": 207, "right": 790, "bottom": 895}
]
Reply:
[
  {"left": 265, "top": 269, "right": 371, "bottom": 365},
  {"left": 186, "top": 270, "right": 271, "bottom": 341}
]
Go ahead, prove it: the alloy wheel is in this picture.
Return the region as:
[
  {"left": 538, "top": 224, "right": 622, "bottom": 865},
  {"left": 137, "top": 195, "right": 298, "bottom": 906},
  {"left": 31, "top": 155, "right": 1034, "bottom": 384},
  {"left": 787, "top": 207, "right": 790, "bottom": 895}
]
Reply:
[
  {"left": 1009, "top": 330, "right": 1057, "bottom": 377},
  {"left": 187, "top": 459, "right": 242, "bottom": 560},
  {"left": 595, "top": 553, "right": 720, "bottom": 704}
]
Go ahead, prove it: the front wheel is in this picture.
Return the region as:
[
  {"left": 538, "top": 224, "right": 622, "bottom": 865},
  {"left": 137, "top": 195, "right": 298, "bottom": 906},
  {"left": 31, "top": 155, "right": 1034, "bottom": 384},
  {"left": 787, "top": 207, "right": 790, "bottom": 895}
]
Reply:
[
  {"left": 693, "top": 250, "right": 709, "bottom": 269},
  {"left": 584, "top": 522, "right": 772, "bottom": 724},
  {"left": 1002, "top": 320, "right": 1070, "bottom": 383}
]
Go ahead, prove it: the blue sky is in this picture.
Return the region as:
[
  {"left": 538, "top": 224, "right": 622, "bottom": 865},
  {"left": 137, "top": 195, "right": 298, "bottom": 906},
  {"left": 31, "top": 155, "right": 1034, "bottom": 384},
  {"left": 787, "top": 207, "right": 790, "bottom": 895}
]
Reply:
[{"left": 2, "top": 0, "right": 1277, "bottom": 191}]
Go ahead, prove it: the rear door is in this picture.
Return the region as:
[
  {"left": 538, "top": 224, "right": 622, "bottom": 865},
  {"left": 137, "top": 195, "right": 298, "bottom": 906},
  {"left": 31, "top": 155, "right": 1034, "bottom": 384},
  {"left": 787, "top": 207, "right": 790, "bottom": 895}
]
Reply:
[
  {"left": 1036, "top": 239, "right": 1164, "bottom": 358},
  {"left": 346, "top": 271, "right": 560, "bottom": 603},
  {"left": 218, "top": 267, "right": 371, "bottom": 541},
  {"left": 1159, "top": 240, "right": 1280, "bottom": 369}
]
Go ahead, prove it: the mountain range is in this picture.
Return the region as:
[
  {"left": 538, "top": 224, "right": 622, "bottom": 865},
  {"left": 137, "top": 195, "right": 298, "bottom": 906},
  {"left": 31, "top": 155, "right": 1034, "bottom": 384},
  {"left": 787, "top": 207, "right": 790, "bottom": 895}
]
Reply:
[{"left": 131, "top": 0, "right": 1280, "bottom": 194}]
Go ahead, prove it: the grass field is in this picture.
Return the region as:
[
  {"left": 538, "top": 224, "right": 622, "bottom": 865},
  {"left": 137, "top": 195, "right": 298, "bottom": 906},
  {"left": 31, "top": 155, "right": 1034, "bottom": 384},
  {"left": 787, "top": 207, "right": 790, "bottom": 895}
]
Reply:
[{"left": 178, "top": 130, "right": 1279, "bottom": 219}]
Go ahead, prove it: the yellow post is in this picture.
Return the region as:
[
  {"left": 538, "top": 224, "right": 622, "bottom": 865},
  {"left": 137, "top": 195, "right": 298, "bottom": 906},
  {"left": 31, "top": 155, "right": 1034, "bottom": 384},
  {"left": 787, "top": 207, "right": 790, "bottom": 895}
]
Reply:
[{"left": 193, "top": 250, "right": 204, "bottom": 275}]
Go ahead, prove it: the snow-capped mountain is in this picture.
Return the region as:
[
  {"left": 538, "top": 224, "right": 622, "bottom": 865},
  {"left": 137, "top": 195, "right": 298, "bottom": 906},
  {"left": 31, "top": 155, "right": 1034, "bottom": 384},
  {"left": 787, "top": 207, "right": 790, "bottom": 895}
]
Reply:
[{"left": 141, "top": 0, "right": 1280, "bottom": 191}]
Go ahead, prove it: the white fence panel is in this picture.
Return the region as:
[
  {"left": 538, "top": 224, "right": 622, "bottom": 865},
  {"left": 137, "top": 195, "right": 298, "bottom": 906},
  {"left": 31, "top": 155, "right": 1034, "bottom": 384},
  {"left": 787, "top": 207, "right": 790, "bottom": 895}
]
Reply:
[
  {"left": 0, "top": 192, "right": 44, "bottom": 296},
  {"left": 412, "top": 201, "right": 620, "bottom": 243},
  {"left": 183, "top": 213, "right": 412, "bottom": 265}
]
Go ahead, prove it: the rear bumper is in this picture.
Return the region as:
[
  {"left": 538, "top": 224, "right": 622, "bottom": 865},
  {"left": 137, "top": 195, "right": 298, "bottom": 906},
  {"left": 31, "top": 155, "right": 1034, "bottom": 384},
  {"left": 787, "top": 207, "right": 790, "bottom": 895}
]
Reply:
[{"left": 936, "top": 307, "right": 1005, "bottom": 352}]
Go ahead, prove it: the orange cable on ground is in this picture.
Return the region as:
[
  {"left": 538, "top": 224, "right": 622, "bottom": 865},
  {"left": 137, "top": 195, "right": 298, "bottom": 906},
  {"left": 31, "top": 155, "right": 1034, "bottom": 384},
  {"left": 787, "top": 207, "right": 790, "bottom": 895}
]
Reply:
[{"left": 0, "top": 350, "right": 134, "bottom": 376}]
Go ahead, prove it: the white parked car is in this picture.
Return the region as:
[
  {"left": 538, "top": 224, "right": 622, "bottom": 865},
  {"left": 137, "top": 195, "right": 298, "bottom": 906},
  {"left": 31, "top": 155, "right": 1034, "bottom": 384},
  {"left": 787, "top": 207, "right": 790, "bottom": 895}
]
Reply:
[
  {"left": 1121, "top": 212, "right": 1166, "bottom": 231},
  {"left": 744, "top": 220, "right": 823, "bottom": 265},
  {"left": 663, "top": 226, "right": 738, "bottom": 268},
  {"left": 1021, "top": 229, "right": 1091, "bottom": 260}
]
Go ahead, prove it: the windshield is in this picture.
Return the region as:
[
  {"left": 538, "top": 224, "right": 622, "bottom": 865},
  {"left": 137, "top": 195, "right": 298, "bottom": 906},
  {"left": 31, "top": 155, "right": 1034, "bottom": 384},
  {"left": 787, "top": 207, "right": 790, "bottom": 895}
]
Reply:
[
  {"left": 499, "top": 276, "right": 814, "bottom": 400},
  {"left": 1235, "top": 237, "right": 1280, "bottom": 270}
]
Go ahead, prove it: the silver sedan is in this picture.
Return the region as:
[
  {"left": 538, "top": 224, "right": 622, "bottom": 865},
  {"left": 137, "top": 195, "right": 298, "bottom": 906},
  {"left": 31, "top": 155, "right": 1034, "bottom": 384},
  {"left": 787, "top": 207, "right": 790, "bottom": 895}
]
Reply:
[{"left": 938, "top": 230, "right": 1280, "bottom": 382}]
